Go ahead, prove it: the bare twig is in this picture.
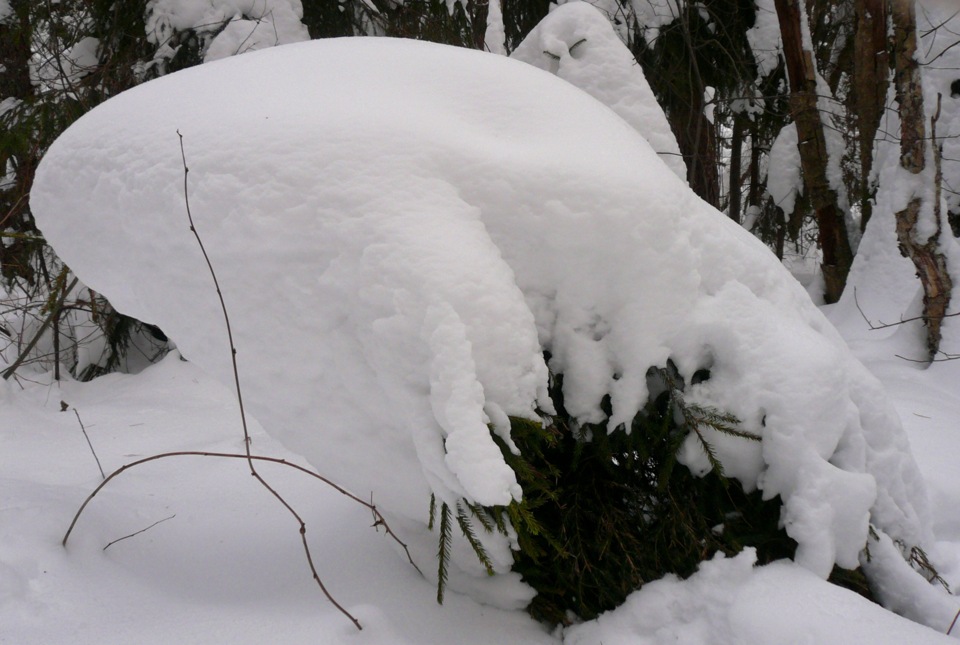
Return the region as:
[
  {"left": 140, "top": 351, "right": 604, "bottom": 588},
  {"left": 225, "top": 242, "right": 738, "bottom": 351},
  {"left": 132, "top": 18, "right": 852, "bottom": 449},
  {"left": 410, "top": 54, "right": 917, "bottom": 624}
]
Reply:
[
  {"left": 894, "top": 351, "right": 960, "bottom": 363},
  {"left": 177, "top": 131, "right": 367, "bottom": 628},
  {"left": 103, "top": 514, "right": 176, "bottom": 551},
  {"left": 62, "top": 133, "right": 426, "bottom": 633},
  {"left": 2, "top": 276, "right": 80, "bottom": 380},
  {"left": 177, "top": 131, "right": 252, "bottom": 455},
  {"left": 853, "top": 287, "right": 960, "bottom": 331},
  {"left": 62, "top": 450, "right": 420, "bottom": 570},
  {"left": 69, "top": 406, "right": 105, "bottom": 480},
  {"left": 948, "top": 605, "right": 960, "bottom": 635}
]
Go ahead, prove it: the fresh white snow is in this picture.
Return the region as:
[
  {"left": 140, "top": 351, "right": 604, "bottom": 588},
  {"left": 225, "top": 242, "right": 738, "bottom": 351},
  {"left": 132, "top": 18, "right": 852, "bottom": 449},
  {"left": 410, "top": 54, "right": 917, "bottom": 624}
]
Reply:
[
  {"left": 3, "top": 15, "right": 959, "bottom": 644},
  {"left": 27, "top": 33, "right": 943, "bottom": 609},
  {"left": 2, "top": 345, "right": 958, "bottom": 643},
  {"left": 510, "top": 2, "right": 687, "bottom": 180}
]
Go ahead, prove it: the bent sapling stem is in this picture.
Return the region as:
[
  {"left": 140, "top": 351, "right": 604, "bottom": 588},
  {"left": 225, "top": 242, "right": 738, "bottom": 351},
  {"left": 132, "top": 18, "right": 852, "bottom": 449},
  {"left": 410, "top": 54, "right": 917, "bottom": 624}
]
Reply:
[
  {"left": 176, "top": 129, "right": 364, "bottom": 629},
  {"left": 71, "top": 407, "right": 105, "bottom": 480},
  {"left": 61, "top": 451, "right": 420, "bottom": 572},
  {"left": 103, "top": 514, "right": 176, "bottom": 551},
  {"left": 61, "top": 134, "right": 422, "bottom": 633}
]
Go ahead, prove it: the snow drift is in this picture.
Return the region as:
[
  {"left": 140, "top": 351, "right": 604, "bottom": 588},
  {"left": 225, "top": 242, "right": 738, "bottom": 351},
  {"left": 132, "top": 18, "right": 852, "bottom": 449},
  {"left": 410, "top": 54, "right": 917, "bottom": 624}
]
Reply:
[{"left": 31, "top": 35, "right": 931, "bottom": 604}]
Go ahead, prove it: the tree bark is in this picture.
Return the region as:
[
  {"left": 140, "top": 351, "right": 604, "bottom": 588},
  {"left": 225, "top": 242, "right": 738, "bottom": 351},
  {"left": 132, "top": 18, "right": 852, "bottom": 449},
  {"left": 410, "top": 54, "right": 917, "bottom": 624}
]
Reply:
[
  {"left": 853, "top": 0, "right": 888, "bottom": 232},
  {"left": 0, "top": 2, "right": 38, "bottom": 283},
  {"left": 774, "top": 0, "right": 853, "bottom": 304},
  {"left": 891, "top": 0, "right": 952, "bottom": 359},
  {"left": 728, "top": 114, "right": 744, "bottom": 224},
  {"left": 672, "top": 90, "right": 720, "bottom": 208}
]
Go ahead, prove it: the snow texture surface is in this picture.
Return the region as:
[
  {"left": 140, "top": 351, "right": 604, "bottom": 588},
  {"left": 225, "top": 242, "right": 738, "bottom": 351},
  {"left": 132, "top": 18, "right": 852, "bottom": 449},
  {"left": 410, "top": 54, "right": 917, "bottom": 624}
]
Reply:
[
  {"left": 2, "top": 354, "right": 956, "bottom": 643},
  {"left": 31, "top": 36, "right": 932, "bottom": 600},
  {"left": 511, "top": 2, "right": 686, "bottom": 180}
]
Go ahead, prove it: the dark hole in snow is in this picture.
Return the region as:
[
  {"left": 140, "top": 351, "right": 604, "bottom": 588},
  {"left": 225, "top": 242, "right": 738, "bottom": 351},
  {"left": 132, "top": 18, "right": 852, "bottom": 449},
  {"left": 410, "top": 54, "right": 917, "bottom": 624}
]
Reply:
[
  {"left": 691, "top": 368, "right": 711, "bottom": 385},
  {"left": 951, "top": 79, "right": 960, "bottom": 98}
]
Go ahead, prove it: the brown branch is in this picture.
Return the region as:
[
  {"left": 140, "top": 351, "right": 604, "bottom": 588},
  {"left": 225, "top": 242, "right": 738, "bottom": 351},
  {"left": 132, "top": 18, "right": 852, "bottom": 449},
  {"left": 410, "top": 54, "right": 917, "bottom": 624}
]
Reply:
[
  {"left": 1, "top": 275, "right": 80, "bottom": 380},
  {"left": 894, "top": 351, "right": 960, "bottom": 364},
  {"left": 853, "top": 287, "right": 960, "bottom": 331},
  {"left": 71, "top": 407, "right": 105, "bottom": 480},
  {"left": 177, "top": 131, "right": 253, "bottom": 457},
  {"left": 103, "top": 514, "right": 176, "bottom": 551},
  {"left": 62, "top": 450, "right": 422, "bottom": 625},
  {"left": 62, "top": 451, "right": 417, "bottom": 563},
  {"left": 176, "top": 132, "right": 368, "bottom": 628},
  {"left": 59, "top": 132, "right": 425, "bottom": 631}
]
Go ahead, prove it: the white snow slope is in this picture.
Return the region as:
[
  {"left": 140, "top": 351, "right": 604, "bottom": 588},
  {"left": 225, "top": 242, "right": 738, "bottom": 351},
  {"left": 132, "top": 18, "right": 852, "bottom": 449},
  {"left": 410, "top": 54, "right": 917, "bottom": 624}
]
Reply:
[{"left": 26, "top": 33, "right": 949, "bottom": 625}]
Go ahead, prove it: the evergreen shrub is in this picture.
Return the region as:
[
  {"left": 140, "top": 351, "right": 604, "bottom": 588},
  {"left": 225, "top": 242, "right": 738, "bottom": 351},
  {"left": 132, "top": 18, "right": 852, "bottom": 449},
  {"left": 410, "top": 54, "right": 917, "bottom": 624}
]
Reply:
[{"left": 432, "top": 359, "right": 797, "bottom": 625}]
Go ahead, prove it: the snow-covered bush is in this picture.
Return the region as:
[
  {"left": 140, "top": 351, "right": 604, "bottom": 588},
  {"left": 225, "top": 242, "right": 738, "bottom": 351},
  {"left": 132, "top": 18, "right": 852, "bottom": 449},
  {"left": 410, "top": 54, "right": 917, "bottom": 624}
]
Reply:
[
  {"left": 509, "top": 2, "right": 686, "bottom": 181},
  {"left": 30, "top": 36, "right": 936, "bottom": 617}
]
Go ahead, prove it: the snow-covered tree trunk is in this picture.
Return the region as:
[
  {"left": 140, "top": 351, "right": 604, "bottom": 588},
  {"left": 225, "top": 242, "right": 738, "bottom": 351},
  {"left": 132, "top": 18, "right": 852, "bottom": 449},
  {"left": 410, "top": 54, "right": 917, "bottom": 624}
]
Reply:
[
  {"left": 891, "top": 0, "right": 952, "bottom": 358},
  {"left": 774, "top": 0, "right": 853, "bottom": 303}
]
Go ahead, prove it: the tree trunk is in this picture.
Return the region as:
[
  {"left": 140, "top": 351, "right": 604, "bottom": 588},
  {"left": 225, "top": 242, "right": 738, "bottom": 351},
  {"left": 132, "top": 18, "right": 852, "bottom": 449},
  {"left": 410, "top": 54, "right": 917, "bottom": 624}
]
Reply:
[
  {"left": 0, "top": 2, "right": 37, "bottom": 284},
  {"left": 853, "top": 0, "right": 888, "bottom": 232},
  {"left": 728, "top": 113, "right": 744, "bottom": 224},
  {"left": 774, "top": 0, "right": 853, "bottom": 304},
  {"left": 891, "top": 0, "right": 952, "bottom": 359},
  {"left": 671, "top": 92, "right": 720, "bottom": 208}
]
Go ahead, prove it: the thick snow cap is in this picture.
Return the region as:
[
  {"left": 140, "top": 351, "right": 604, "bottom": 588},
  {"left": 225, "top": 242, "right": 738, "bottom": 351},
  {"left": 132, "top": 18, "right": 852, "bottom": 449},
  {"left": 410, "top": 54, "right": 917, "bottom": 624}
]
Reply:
[
  {"left": 32, "top": 36, "right": 930, "bottom": 599},
  {"left": 510, "top": 2, "right": 687, "bottom": 180}
]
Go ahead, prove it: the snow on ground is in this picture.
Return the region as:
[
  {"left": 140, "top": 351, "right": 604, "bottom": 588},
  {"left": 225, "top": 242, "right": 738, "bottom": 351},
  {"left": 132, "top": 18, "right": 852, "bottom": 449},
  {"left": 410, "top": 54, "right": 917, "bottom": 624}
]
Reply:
[
  {"left": 29, "top": 36, "right": 937, "bottom": 602},
  {"left": 2, "top": 345, "right": 958, "bottom": 643},
  {"left": 5, "top": 16, "right": 960, "bottom": 644},
  {"left": 0, "top": 355, "right": 556, "bottom": 644}
]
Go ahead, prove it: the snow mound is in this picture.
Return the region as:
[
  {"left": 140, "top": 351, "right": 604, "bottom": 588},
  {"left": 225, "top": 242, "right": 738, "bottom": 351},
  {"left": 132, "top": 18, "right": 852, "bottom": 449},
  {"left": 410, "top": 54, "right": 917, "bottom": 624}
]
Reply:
[
  {"left": 510, "top": 2, "right": 687, "bottom": 180},
  {"left": 566, "top": 550, "right": 957, "bottom": 645},
  {"left": 31, "top": 37, "right": 930, "bottom": 600}
]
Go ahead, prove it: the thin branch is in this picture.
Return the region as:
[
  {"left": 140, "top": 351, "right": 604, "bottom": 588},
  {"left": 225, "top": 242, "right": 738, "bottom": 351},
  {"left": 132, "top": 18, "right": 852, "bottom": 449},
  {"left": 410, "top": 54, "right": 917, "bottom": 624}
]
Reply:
[
  {"left": 2, "top": 276, "right": 80, "bottom": 380},
  {"left": 177, "top": 131, "right": 253, "bottom": 457},
  {"left": 176, "top": 132, "right": 377, "bottom": 629},
  {"left": 894, "top": 351, "right": 960, "bottom": 363},
  {"left": 103, "top": 514, "right": 176, "bottom": 551},
  {"left": 71, "top": 407, "right": 105, "bottom": 480},
  {"left": 62, "top": 450, "right": 419, "bottom": 568},
  {"left": 853, "top": 287, "right": 960, "bottom": 331},
  {"left": 948, "top": 605, "right": 960, "bottom": 635}
]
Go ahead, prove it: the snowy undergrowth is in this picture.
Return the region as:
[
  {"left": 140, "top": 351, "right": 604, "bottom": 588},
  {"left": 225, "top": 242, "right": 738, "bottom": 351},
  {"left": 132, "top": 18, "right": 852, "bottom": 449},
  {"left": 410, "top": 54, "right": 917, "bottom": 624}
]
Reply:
[
  {"left": 2, "top": 355, "right": 956, "bottom": 643},
  {"left": 28, "top": 33, "right": 946, "bottom": 624}
]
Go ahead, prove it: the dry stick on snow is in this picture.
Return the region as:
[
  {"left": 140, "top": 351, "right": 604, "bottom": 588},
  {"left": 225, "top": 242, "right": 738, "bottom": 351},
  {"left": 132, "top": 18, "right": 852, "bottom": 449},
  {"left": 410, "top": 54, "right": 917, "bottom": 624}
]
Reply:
[
  {"left": 61, "top": 134, "right": 422, "bottom": 633},
  {"left": 62, "top": 451, "right": 419, "bottom": 571},
  {"left": 72, "top": 408, "right": 106, "bottom": 480},
  {"left": 853, "top": 289, "right": 960, "bottom": 362},
  {"left": 103, "top": 514, "right": 176, "bottom": 551},
  {"left": 852, "top": 287, "right": 960, "bottom": 332},
  {"left": 179, "top": 131, "right": 350, "bottom": 629}
]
